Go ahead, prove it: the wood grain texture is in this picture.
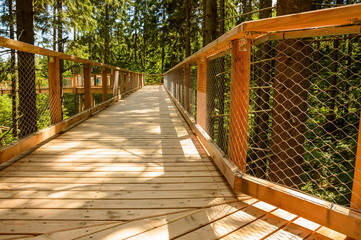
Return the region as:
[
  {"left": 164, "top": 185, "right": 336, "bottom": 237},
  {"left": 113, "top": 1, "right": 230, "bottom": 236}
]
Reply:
[{"left": 0, "top": 86, "right": 345, "bottom": 239}]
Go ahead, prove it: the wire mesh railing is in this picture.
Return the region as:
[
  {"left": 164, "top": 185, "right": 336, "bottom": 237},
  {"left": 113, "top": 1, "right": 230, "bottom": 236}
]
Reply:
[
  {"left": 0, "top": 38, "right": 144, "bottom": 151},
  {"left": 164, "top": 26, "right": 361, "bottom": 212}
]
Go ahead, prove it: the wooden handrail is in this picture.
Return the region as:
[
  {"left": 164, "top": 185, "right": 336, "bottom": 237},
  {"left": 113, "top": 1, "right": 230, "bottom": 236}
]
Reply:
[
  {"left": 165, "top": 3, "right": 361, "bottom": 74},
  {"left": 0, "top": 37, "right": 143, "bottom": 75}
]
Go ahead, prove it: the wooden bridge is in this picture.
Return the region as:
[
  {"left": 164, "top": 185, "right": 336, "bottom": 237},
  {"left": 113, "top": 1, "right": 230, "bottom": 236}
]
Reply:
[
  {"left": 1, "top": 4, "right": 361, "bottom": 240},
  {"left": 0, "top": 86, "right": 346, "bottom": 239}
]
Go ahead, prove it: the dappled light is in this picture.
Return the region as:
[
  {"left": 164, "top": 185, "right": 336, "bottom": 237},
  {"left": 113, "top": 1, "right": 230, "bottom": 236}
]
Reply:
[{"left": 0, "top": 85, "right": 348, "bottom": 239}]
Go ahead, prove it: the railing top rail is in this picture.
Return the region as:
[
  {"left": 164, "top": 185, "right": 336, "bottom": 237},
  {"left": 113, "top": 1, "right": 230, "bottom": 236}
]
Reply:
[
  {"left": 0, "top": 37, "right": 143, "bottom": 75},
  {"left": 165, "top": 3, "right": 361, "bottom": 74}
]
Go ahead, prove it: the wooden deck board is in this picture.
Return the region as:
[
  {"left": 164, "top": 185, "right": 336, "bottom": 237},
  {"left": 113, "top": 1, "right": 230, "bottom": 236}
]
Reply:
[{"left": 0, "top": 86, "right": 345, "bottom": 239}]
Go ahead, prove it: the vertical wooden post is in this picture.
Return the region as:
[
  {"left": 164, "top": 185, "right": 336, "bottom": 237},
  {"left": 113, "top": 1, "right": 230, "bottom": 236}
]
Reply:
[
  {"left": 197, "top": 57, "right": 207, "bottom": 130},
  {"left": 102, "top": 68, "right": 107, "bottom": 102},
  {"left": 351, "top": 116, "right": 361, "bottom": 210},
  {"left": 91, "top": 94, "right": 95, "bottom": 107},
  {"left": 185, "top": 64, "right": 191, "bottom": 112},
  {"left": 79, "top": 95, "right": 83, "bottom": 112},
  {"left": 120, "top": 72, "right": 125, "bottom": 94},
  {"left": 48, "top": 56, "right": 62, "bottom": 124},
  {"left": 72, "top": 74, "right": 76, "bottom": 93},
  {"left": 179, "top": 69, "right": 183, "bottom": 105},
  {"left": 110, "top": 68, "right": 114, "bottom": 88},
  {"left": 159, "top": 75, "right": 162, "bottom": 85},
  {"left": 83, "top": 63, "right": 91, "bottom": 110},
  {"left": 228, "top": 39, "right": 251, "bottom": 173}
]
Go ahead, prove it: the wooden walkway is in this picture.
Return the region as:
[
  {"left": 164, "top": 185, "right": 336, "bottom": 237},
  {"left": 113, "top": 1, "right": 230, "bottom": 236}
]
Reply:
[{"left": 0, "top": 86, "right": 345, "bottom": 239}]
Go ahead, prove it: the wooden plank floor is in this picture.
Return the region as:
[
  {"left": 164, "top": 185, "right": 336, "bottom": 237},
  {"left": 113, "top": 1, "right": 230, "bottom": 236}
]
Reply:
[{"left": 0, "top": 86, "right": 345, "bottom": 239}]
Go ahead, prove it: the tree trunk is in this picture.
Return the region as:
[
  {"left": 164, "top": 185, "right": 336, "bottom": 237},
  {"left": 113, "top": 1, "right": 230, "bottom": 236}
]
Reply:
[
  {"left": 57, "top": 0, "right": 63, "bottom": 53},
  {"left": 248, "top": 0, "right": 272, "bottom": 179},
  {"left": 217, "top": 0, "right": 226, "bottom": 151},
  {"left": 104, "top": 4, "right": 109, "bottom": 64},
  {"left": 239, "top": 0, "right": 251, "bottom": 23},
  {"left": 57, "top": 0, "right": 63, "bottom": 121},
  {"left": 9, "top": 0, "right": 17, "bottom": 138},
  {"left": 268, "top": 0, "right": 312, "bottom": 188},
  {"left": 326, "top": 0, "right": 343, "bottom": 138},
  {"left": 16, "top": 0, "right": 37, "bottom": 137},
  {"left": 202, "top": 0, "right": 206, "bottom": 46},
  {"left": 134, "top": 29, "right": 138, "bottom": 65},
  {"left": 161, "top": 4, "right": 165, "bottom": 72},
  {"left": 143, "top": 20, "right": 146, "bottom": 72},
  {"left": 88, "top": 33, "right": 92, "bottom": 60},
  {"left": 185, "top": 0, "right": 191, "bottom": 58},
  {"left": 205, "top": 0, "right": 217, "bottom": 139},
  {"left": 53, "top": 1, "right": 56, "bottom": 51}
]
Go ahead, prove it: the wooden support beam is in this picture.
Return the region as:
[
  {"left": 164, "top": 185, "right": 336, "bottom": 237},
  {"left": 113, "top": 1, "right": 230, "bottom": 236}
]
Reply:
[
  {"left": 228, "top": 39, "right": 251, "bottom": 172},
  {"left": 159, "top": 75, "right": 162, "bottom": 85},
  {"left": 197, "top": 57, "right": 207, "bottom": 130},
  {"left": 184, "top": 64, "right": 191, "bottom": 112},
  {"left": 351, "top": 112, "right": 361, "bottom": 210},
  {"left": 48, "top": 56, "right": 62, "bottom": 125},
  {"left": 102, "top": 68, "right": 108, "bottom": 102},
  {"left": 83, "top": 64, "right": 91, "bottom": 110}
]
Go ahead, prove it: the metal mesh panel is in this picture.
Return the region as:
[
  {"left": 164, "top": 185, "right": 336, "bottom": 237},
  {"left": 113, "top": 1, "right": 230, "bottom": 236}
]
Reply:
[
  {"left": 0, "top": 50, "right": 53, "bottom": 146},
  {"left": 246, "top": 34, "right": 361, "bottom": 209},
  {"left": 0, "top": 44, "right": 142, "bottom": 149},
  {"left": 164, "top": 32, "right": 361, "bottom": 211},
  {"left": 190, "top": 64, "right": 198, "bottom": 120},
  {"left": 205, "top": 50, "right": 232, "bottom": 154}
]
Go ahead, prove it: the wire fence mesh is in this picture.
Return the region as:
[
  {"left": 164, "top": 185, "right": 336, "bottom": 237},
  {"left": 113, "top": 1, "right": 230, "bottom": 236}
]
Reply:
[
  {"left": 0, "top": 46, "right": 143, "bottom": 149},
  {"left": 164, "top": 30, "right": 361, "bottom": 211},
  {"left": 247, "top": 34, "right": 361, "bottom": 209}
]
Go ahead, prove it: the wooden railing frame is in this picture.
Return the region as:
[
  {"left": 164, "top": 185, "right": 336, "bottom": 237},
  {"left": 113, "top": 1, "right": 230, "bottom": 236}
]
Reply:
[
  {"left": 165, "top": 85, "right": 361, "bottom": 239},
  {"left": 0, "top": 38, "right": 144, "bottom": 164},
  {"left": 0, "top": 86, "right": 141, "bottom": 164},
  {"left": 162, "top": 4, "right": 361, "bottom": 239},
  {"left": 0, "top": 37, "right": 140, "bottom": 74},
  {"left": 164, "top": 3, "right": 361, "bottom": 74},
  {"left": 146, "top": 74, "right": 164, "bottom": 85}
]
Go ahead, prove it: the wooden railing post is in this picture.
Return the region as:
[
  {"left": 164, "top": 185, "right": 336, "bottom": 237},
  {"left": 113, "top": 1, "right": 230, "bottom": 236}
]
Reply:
[
  {"left": 120, "top": 72, "right": 125, "bottom": 94},
  {"left": 180, "top": 70, "right": 184, "bottom": 104},
  {"left": 351, "top": 116, "right": 361, "bottom": 210},
  {"left": 83, "top": 63, "right": 91, "bottom": 110},
  {"left": 48, "top": 56, "right": 62, "bottom": 124},
  {"left": 197, "top": 57, "right": 207, "bottom": 130},
  {"left": 110, "top": 69, "right": 114, "bottom": 87},
  {"left": 184, "top": 64, "right": 191, "bottom": 112},
  {"left": 102, "top": 67, "right": 108, "bottom": 102},
  {"left": 159, "top": 75, "right": 162, "bottom": 85},
  {"left": 228, "top": 39, "right": 251, "bottom": 173},
  {"left": 72, "top": 74, "right": 76, "bottom": 93}
]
